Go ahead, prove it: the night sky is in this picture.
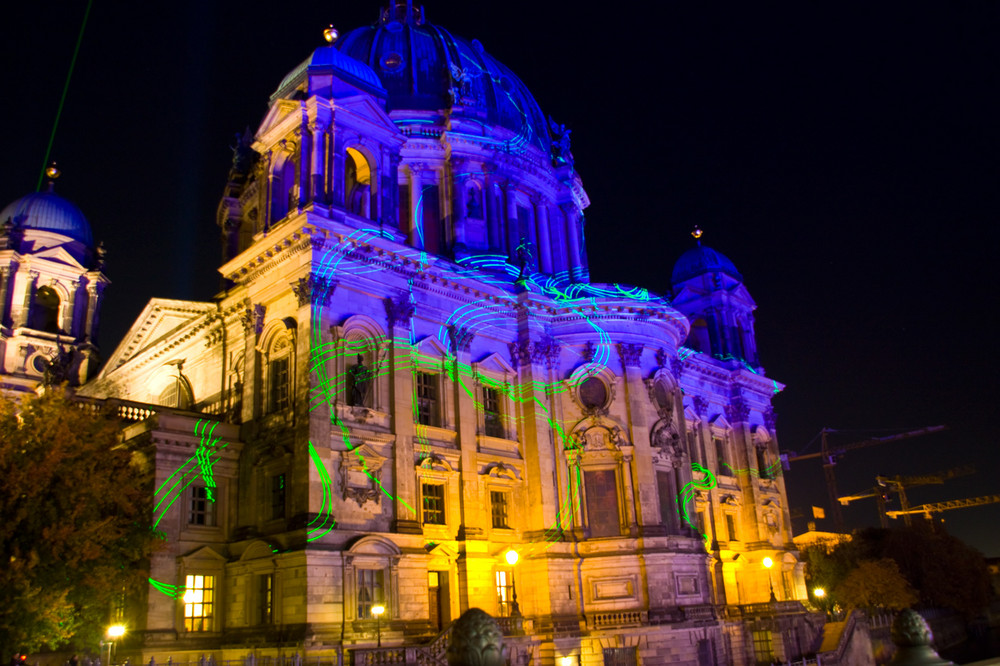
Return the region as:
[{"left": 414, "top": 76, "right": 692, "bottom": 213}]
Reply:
[{"left": 3, "top": 3, "right": 998, "bottom": 555}]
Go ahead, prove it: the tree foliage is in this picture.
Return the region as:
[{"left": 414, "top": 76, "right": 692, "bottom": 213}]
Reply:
[
  {"left": 804, "top": 525, "right": 991, "bottom": 618},
  {"left": 835, "top": 558, "right": 918, "bottom": 611},
  {"left": 0, "top": 390, "right": 158, "bottom": 658}
]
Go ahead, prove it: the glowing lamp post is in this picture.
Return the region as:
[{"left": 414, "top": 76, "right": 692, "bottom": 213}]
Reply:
[
  {"left": 505, "top": 550, "right": 521, "bottom": 618},
  {"left": 814, "top": 587, "right": 826, "bottom": 615},
  {"left": 762, "top": 557, "right": 777, "bottom": 603},
  {"left": 106, "top": 624, "right": 125, "bottom": 665},
  {"left": 371, "top": 604, "right": 385, "bottom": 647}
]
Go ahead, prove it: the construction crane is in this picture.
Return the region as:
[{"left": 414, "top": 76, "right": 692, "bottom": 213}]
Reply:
[
  {"left": 836, "top": 465, "right": 974, "bottom": 528},
  {"left": 887, "top": 495, "right": 1000, "bottom": 520},
  {"left": 781, "top": 426, "right": 947, "bottom": 532}
]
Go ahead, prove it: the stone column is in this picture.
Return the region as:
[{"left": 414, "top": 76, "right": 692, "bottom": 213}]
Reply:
[
  {"left": 407, "top": 165, "right": 424, "bottom": 248},
  {"left": 449, "top": 326, "right": 484, "bottom": 540},
  {"left": 386, "top": 296, "right": 421, "bottom": 534},
  {"left": 562, "top": 204, "right": 583, "bottom": 282},
  {"left": 619, "top": 446, "right": 638, "bottom": 536},
  {"left": 309, "top": 119, "right": 328, "bottom": 204},
  {"left": 618, "top": 343, "right": 658, "bottom": 535},
  {"left": 503, "top": 181, "right": 519, "bottom": 261},
  {"left": 263, "top": 150, "right": 275, "bottom": 231},
  {"left": 19, "top": 271, "right": 39, "bottom": 328},
  {"left": 532, "top": 197, "right": 552, "bottom": 274},
  {"left": 0, "top": 266, "right": 10, "bottom": 328}
]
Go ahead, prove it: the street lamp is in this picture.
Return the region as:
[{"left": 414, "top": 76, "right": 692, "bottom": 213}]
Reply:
[
  {"left": 762, "top": 557, "right": 777, "bottom": 602},
  {"left": 371, "top": 604, "right": 385, "bottom": 647},
  {"left": 505, "top": 550, "right": 521, "bottom": 617},
  {"left": 106, "top": 624, "right": 125, "bottom": 665}
]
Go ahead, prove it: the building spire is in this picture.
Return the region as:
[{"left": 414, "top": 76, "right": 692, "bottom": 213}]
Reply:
[{"left": 691, "top": 224, "right": 703, "bottom": 246}]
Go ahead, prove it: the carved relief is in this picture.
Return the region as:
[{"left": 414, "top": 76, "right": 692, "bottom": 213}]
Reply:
[
  {"left": 291, "top": 274, "right": 337, "bottom": 308},
  {"left": 725, "top": 397, "right": 750, "bottom": 424},
  {"left": 240, "top": 303, "right": 266, "bottom": 336},
  {"left": 384, "top": 296, "right": 414, "bottom": 331},
  {"left": 447, "top": 325, "right": 474, "bottom": 354},
  {"left": 339, "top": 445, "right": 387, "bottom": 509},
  {"left": 617, "top": 342, "right": 642, "bottom": 368}
]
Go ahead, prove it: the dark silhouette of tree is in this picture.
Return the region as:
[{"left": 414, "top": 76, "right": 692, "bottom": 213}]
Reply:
[
  {"left": 835, "top": 558, "right": 917, "bottom": 611},
  {"left": 0, "top": 390, "right": 158, "bottom": 658}
]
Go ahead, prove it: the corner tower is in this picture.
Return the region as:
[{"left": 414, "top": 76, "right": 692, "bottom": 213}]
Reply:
[
  {"left": 0, "top": 168, "right": 108, "bottom": 392},
  {"left": 670, "top": 231, "right": 760, "bottom": 369}
]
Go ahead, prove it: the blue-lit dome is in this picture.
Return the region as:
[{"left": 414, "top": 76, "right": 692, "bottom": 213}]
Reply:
[
  {"left": 671, "top": 243, "right": 743, "bottom": 285},
  {"left": 1, "top": 189, "right": 94, "bottom": 246},
  {"left": 334, "top": 4, "right": 551, "bottom": 152}
]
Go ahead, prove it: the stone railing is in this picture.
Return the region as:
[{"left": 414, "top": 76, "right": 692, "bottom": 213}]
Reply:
[
  {"left": 352, "top": 624, "right": 451, "bottom": 666},
  {"left": 683, "top": 604, "right": 717, "bottom": 622},
  {"left": 586, "top": 610, "right": 647, "bottom": 630},
  {"left": 723, "top": 600, "right": 805, "bottom": 620}
]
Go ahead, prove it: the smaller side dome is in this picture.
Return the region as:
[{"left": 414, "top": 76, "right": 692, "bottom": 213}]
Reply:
[
  {"left": 0, "top": 190, "right": 94, "bottom": 246},
  {"left": 671, "top": 243, "right": 743, "bottom": 286},
  {"left": 271, "top": 45, "right": 386, "bottom": 104}
]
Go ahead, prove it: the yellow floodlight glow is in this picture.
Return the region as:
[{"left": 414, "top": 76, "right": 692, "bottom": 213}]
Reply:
[
  {"left": 762, "top": 557, "right": 774, "bottom": 569},
  {"left": 505, "top": 550, "right": 519, "bottom": 566},
  {"left": 107, "top": 624, "right": 126, "bottom": 639},
  {"left": 371, "top": 604, "right": 385, "bottom": 617},
  {"left": 814, "top": 587, "right": 826, "bottom": 598}
]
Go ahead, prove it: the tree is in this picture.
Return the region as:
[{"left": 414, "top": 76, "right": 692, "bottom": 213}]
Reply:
[
  {"left": 0, "top": 390, "right": 158, "bottom": 659},
  {"left": 835, "top": 558, "right": 918, "bottom": 611}
]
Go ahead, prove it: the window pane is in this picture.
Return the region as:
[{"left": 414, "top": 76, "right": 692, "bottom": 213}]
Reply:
[
  {"left": 271, "top": 474, "right": 286, "bottom": 519},
  {"left": 358, "top": 569, "right": 385, "bottom": 618},
  {"left": 483, "top": 387, "right": 503, "bottom": 438},
  {"left": 495, "top": 570, "right": 513, "bottom": 617},
  {"left": 416, "top": 372, "right": 438, "bottom": 426},
  {"left": 490, "top": 491, "right": 509, "bottom": 528},
  {"left": 183, "top": 574, "right": 214, "bottom": 632},
  {"left": 260, "top": 574, "right": 273, "bottom": 625},
  {"left": 270, "top": 357, "right": 290, "bottom": 412},
  {"left": 422, "top": 483, "right": 445, "bottom": 525},
  {"left": 189, "top": 486, "right": 216, "bottom": 526},
  {"left": 584, "top": 469, "right": 620, "bottom": 538}
]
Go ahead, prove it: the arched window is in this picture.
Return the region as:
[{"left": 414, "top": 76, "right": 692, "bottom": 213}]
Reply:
[
  {"left": 158, "top": 376, "right": 193, "bottom": 410},
  {"left": 345, "top": 147, "right": 373, "bottom": 219},
  {"left": 687, "top": 318, "right": 711, "bottom": 354},
  {"left": 30, "top": 286, "right": 61, "bottom": 332},
  {"left": 266, "top": 334, "right": 293, "bottom": 413}
]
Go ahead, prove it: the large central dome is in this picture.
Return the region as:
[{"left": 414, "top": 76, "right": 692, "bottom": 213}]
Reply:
[{"left": 336, "top": 3, "right": 551, "bottom": 153}]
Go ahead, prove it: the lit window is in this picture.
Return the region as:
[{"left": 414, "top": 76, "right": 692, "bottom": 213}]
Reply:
[
  {"left": 495, "top": 570, "right": 514, "bottom": 617},
  {"left": 603, "top": 647, "right": 637, "bottom": 666},
  {"left": 269, "top": 356, "right": 290, "bottom": 412},
  {"left": 490, "top": 491, "right": 510, "bottom": 529},
  {"left": 189, "top": 486, "right": 216, "bottom": 526},
  {"left": 271, "top": 474, "right": 286, "bottom": 520},
  {"left": 357, "top": 569, "right": 385, "bottom": 618},
  {"left": 259, "top": 574, "right": 273, "bottom": 625},
  {"left": 752, "top": 630, "right": 775, "bottom": 663},
  {"left": 422, "top": 483, "right": 445, "bottom": 525},
  {"left": 416, "top": 372, "right": 438, "bottom": 426},
  {"left": 183, "top": 575, "right": 214, "bottom": 632},
  {"left": 482, "top": 387, "right": 504, "bottom": 438}
]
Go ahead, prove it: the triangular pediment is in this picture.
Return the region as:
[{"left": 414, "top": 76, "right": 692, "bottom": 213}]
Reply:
[
  {"left": 709, "top": 413, "right": 732, "bottom": 431},
  {"left": 336, "top": 95, "right": 401, "bottom": 137},
  {"left": 100, "top": 298, "right": 215, "bottom": 375},
  {"left": 473, "top": 352, "right": 516, "bottom": 377},
  {"left": 27, "top": 245, "right": 87, "bottom": 270},
  {"left": 415, "top": 334, "right": 451, "bottom": 359}
]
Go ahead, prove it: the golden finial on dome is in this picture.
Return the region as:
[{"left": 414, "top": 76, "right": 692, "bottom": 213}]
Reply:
[
  {"left": 323, "top": 24, "right": 339, "bottom": 43},
  {"left": 45, "top": 162, "right": 61, "bottom": 180},
  {"left": 691, "top": 225, "right": 703, "bottom": 240}
]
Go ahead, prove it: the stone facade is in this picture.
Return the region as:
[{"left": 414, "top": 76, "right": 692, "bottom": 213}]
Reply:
[{"left": 68, "top": 4, "right": 826, "bottom": 665}]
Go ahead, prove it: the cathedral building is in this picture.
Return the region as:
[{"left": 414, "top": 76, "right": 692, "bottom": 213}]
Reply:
[{"left": 5, "top": 3, "right": 826, "bottom": 664}]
